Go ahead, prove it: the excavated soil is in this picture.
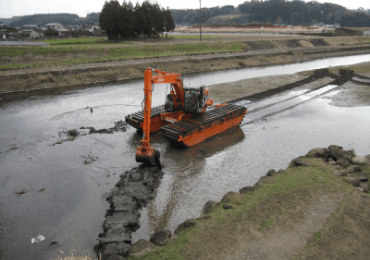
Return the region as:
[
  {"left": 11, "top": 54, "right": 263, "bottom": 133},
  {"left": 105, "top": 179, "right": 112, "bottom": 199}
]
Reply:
[{"left": 309, "top": 38, "right": 330, "bottom": 47}]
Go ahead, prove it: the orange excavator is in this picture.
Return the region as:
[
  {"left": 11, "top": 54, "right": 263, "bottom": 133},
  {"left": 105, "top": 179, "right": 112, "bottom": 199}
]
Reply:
[{"left": 126, "top": 68, "right": 247, "bottom": 167}]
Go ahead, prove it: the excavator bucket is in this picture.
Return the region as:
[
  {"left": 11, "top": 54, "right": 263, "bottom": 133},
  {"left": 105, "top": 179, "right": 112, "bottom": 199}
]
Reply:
[{"left": 135, "top": 146, "right": 162, "bottom": 169}]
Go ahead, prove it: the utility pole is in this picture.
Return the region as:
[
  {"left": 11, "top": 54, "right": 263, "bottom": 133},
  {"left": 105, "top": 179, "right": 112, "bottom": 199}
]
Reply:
[
  {"left": 199, "top": 0, "right": 202, "bottom": 42},
  {"left": 333, "top": 13, "right": 336, "bottom": 37}
]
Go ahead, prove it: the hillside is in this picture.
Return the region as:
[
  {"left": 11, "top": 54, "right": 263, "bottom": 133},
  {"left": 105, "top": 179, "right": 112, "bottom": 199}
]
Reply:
[
  {"left": 205, "top": 14, "right": 250, "bottom": 26},
  {"left": 2, "top": 1, "right": 370, "bottom": 28},
  {"left": 0, "top": 13, "right": 99, "bottom": 27},
  {"left": 173, "top": 1, "right": 370, "bottom": 27}
]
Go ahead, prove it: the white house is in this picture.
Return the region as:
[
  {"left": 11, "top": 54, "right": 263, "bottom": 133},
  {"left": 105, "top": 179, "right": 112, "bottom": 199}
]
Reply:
[
  {"left": 0, "top": 26, "right": 19, "bottom": 39},
  {"left": 46, "top": 23, "right": 63, "bottom": 30},
  {"left": 20, "top": 29, "right": 41, "bottom": 39},
  {"left": 56, "top": 27, "right": 71, "bottom": 37},
  {"left": 88, "top": 25, "right": 101, "bottom": 35}
]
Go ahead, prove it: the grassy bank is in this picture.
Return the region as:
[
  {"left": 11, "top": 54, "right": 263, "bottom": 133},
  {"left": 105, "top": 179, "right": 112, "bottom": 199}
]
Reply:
[
  {"left": 0, "top": 40, "right": 244, "bottom": 70},
  {"left": 132, "top": 158, "right": 370, "bottom": 260},
  {"left": 2, "top": 48, "right": 370, "bottom": 95},
  {"left": 0, "top": 52, "right": 318, "bottom": 94},
  {"left": 2, "top": 36, "right": 370, "bottom": 71}
]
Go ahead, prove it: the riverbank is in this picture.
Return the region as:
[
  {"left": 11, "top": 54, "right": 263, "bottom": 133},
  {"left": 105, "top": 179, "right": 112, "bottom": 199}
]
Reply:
[
  {"left": 129, "top": 146, "right": 370, "bottom": 260},
  {"left": 53, "top": 146, "right": 370, "bottom": 260},
  {"left": 1, "top": 36, "right": 370, "bottom": 95}
]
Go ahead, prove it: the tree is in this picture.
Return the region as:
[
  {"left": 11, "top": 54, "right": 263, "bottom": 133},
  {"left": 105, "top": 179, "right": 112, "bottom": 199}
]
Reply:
[
  {"left": 99, "top": 0, "right": 123, "bottom": 40},
  {"left": 164, "top": 8, "right": 175, "bottom": 33},
  {"left": 140, "top": 1, "right": 153, "bottom": 37},
  {"left": 276, "top": 16, "right": 283, "bottom": 24},
  {"left": 134, "top": 2, "right": 146, "bottom": 36},
  {"left": 120, "top": 1, "right": 134, "bottom": 38},
  {"left": 151, "top": 4, "right": 165, "bottom": 37}
]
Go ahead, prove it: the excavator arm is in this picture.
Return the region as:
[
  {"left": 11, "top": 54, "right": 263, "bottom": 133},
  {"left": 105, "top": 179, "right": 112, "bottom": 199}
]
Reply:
[{"left": 135, "top": 68, "right": 185, "bottom": 168}]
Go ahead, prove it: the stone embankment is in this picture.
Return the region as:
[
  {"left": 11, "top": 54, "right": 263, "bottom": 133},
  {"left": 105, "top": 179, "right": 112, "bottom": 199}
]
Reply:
[
  {"left": 96, "top": 145, "right": 370, "bottom": 259},
  {"left": 95, "top": 166, "right": 163, "bottom": 260}
]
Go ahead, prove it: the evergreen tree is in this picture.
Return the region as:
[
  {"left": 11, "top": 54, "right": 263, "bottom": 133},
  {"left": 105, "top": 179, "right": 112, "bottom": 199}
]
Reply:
[
  {"left": 164, "top": 8, "right": 176, "bottom": 33},
  {"left": 134, "top": 2, "right": 146, "bottom": 36},
  {"left": 99, "top": 0, "right": 123, "bottom": 40},
  {"left": 120, "top": 1, "right": 134, "bottom": 38},
  {"left": 99, "top": 0, "right": 176, "bottom": 39}
]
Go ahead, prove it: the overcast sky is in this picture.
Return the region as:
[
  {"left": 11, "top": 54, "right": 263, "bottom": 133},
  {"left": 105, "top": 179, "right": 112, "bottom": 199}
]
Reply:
[{"left": 1, "top": 0, "right": 369, "bottom": 18}]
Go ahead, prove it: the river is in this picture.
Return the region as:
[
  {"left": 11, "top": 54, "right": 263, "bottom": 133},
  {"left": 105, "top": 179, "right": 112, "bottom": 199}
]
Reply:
[{"left": 0, "top": 54, "right": 369, "bottom": 259}]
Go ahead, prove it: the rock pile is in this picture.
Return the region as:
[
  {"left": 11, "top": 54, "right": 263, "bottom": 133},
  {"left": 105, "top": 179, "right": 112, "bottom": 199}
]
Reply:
[
  {"left": 291, "top": 145, "right": 370, "bottom": 192},
  {"left": 95, "top": 165, "right": 163, "bottom": 260}
]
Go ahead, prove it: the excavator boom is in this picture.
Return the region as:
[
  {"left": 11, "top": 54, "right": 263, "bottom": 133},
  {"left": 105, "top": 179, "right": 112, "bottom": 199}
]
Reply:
[{"left": 135, "top": 68, "right": 161, "bottom": 167}]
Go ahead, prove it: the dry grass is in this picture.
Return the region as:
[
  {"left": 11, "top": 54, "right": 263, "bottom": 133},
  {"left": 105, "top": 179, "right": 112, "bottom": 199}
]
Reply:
[
  {"left": 299, "top": 40, "right": 315, "bottom": 48},
  {"left": 51, "top": 237, "right": 99, "bottom": 260},
  {"left": 325, "top": 36, "right": 370, "bottom": 46}
]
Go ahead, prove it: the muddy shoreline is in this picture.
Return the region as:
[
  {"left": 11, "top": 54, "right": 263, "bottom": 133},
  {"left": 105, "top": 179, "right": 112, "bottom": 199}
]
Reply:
[{"left": 1, "top": 41, "right": 370, "bottom": 96}]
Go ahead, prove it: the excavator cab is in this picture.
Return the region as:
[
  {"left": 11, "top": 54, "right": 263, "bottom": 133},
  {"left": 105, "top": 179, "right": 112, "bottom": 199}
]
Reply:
[
  {"left": 165, "top": 86, "right": 209, "bottom": 114},
  {"left": 184, "top": 86, "right": 208, "bottom": 114}
]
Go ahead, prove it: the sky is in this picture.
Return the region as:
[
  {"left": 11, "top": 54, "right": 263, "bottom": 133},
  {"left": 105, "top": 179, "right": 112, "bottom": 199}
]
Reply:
[{"left": 1, "top": 0, "right": 369, "bottom": 18}]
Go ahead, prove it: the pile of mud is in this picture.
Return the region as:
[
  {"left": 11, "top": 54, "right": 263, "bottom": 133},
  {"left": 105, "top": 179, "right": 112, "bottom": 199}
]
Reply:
[
  {"left": 95, "top": 165, "right": 163, "bottom": 260},
  {"left": 335, "top": 28, "right": 363, "bottom": 37},
  {"left": 309, "top": 38, "right": 330, "bottom": 47},
  {"left": 53, "top": 120, "right": 127, "bottom": 146}
]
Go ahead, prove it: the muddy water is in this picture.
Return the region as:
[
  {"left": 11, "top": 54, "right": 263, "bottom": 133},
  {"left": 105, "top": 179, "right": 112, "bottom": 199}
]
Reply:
[{"left": 0, "top": 55, "right": 370, "bottom": 260}]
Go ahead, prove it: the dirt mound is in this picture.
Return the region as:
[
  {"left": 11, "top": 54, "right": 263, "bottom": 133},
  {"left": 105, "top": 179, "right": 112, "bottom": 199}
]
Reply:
[
  {"left": 285, "top": 39, "right": 302, "bottom": 48},
  {"left": 309, "top": 38, "right": 330, "bottom": 46},
  {"left": 335, "top": 28, "right": 363, "bottom": 36},
  {"left": 245, "top": 41, "right": 274, "bottom": 50},
  {"left": 95, "top": 165, "right": 163, "bottom": 260}
]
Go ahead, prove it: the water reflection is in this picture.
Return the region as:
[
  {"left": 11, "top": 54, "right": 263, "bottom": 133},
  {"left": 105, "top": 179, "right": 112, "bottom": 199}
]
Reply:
[{"left": 133, "top": 128, "right": 245, "bottom": 241}]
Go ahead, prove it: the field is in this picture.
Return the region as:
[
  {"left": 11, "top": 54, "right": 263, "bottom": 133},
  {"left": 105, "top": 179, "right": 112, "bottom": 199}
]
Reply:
[{"left": 0, "top": 37, "right": 244, "bottom": 70}]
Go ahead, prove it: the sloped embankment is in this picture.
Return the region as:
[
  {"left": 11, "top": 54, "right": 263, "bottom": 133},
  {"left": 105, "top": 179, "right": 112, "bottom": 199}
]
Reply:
[{"left": 129, "top": 145, "right": 370, "bottom": 260}]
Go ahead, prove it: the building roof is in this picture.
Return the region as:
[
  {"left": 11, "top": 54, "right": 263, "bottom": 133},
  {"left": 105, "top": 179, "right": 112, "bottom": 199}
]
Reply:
[
  {"left": 21, "top": 29, "right": 39, "bottom": 32},
  {"left": 23, "top": 24, "right": 39, "bottom": 28},
  {"left": 56, "top": 27, "right": 69, "bottom": 32},
  {"left": 46, "top": 23, "right": 63, "bottom": 27},
  {"left": 0, "top": 26, "right": 18, "bottom": 32}
]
